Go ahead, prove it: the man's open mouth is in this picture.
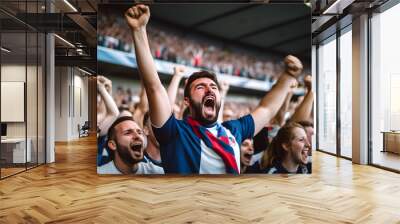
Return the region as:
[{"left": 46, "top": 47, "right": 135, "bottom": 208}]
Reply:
[
  {"left": 203, "top": 96, "right": 215, "bottom": 108},
  {"left": 202, "top": 95, "right": 216, "bottom": 118},
  {"left": 130, "top": 142, "right": 143, "bottom": 152}
]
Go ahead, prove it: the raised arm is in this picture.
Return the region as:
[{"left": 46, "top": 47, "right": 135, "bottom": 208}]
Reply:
[
  {"left": 218, "top": 80, "right": 230, "bottom": 123},
  {"left": 251, "top": 55, "right": 303, "bottom": 135},
  {"left": 125, "top": 5, "right": 171, "bottom": 127},
  {"left": 290, "top": 75, "right": 314, "bottom": 122},
  {"left": 97, "top": 76, "right": 119, "bottom": 136},
  {"left": 167, "top": 65, "right": 185, "bottom": 108},
  {"left": 273, "top": 91, "right": 293, "bottom": 127},
  {"left": 97, "top": 97, "right": 106, "bottom": 125},
  {"left": 133, "top": 82, "right": 149, "bottom": 128},
  {"left": 97, "top": 76, "right": 113, "bottom": 124}
]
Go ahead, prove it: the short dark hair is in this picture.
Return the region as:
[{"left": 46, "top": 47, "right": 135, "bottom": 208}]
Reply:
[
  {"left": 184, "top": 71, "right": 220, "bottom": 98},
  {"left": 107, "top": 116, "right": 135, "bottom": 141}
]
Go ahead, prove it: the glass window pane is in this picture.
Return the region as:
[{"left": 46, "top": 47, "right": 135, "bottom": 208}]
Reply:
[
  {"left": 27, "top": 31, "right": 38, "bottom": 169},
  {"left": 340, "top": 29, "right": 352, "bottom": 158},
  {"left": 371, "top": 3, "right": 400, "bottom": 171},
  {"left": 1, "top": 32, "right": 27, "bottom": 177},
  {"left": 38, "top": 32, "right": 45, "bottom": 165},
  {"left": 318, "top": 36, "right": 337, "bottom": 154},
  {"left": 1, "top": 0, "right": 46, "bottom": 179}
]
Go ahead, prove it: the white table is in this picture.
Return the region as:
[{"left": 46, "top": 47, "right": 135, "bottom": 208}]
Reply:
[{"left": 1, "top": 138, "right": 31, "bottom": 163}]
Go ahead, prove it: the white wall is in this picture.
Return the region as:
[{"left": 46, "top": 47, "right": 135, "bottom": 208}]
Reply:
[
  {"left": 1, "top": 65, "right": 26, "bottom": 140},
  {"left": 72, "top": 72, "right": 89, "bottom": 138},
  {"left": 55, "top": 66, "right": 69, "bottom": 141},
  {"left": 54, "top": 67, "right": 89, "bottom": 141},
  {"left": 1, "top": 63, "right": 46, "bottom": 163},
  {"left": 1, "top": 65, "right": 38, "bottom": 138}
]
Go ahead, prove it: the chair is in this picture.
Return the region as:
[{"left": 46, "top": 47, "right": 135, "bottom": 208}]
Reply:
[{"left": 78, "top": 121, "right": 90, "bottom": 138}]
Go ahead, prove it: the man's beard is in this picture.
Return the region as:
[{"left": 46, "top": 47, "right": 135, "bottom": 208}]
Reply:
[
  {"left": 116, "top": 141, "right": 143, "bottom": 165},
  {"left": 189, "top": 96, "right": 221, "bottom": 125}
]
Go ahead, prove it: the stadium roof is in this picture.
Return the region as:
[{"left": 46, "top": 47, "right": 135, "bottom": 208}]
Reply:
[
  {"left": 148, "top": 3, "right": 311, "bottom": 60},
  {"left": 99, "top": 3, "right": 311, "bottom": 61}
]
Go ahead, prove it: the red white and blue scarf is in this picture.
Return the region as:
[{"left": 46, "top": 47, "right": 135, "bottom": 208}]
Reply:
[{"left": 186, "top": 117, "right": 239, "bottom": 174}]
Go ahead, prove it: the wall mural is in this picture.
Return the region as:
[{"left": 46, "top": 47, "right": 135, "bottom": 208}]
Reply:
[{"left": 97, "top": 3, "right": 312, "bottom": 175}]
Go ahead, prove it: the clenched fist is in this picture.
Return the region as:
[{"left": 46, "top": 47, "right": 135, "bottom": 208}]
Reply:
[
  {"left": 125, "top": 4, "right": 150, "bottom": 31},
  {"left": 97, "top": 75, "right": 112, "bottom": 93},
  {"left": 219, "top": 80, "right": 230, "bottom": 94},
  {"left": 173, "top": 65, "right": 186, "bottom": 77},
  {"left": 304, "top": 75, "right": 312, "bottom": 91},
  {"left": 284, "top": 55, "right": 303, "bottom": 78}
]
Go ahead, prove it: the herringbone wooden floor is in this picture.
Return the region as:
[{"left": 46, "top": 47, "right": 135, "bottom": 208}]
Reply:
[{"left": 1, "top": 136, "right": 400, "bottom": 223}]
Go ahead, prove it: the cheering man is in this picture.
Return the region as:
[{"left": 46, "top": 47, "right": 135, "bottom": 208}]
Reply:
[
  {"left": 98, "top": 116, "right": 163, "bottom": 174},
  {"left": 124, "top": 4, "right": 303, "bottom": 174}
]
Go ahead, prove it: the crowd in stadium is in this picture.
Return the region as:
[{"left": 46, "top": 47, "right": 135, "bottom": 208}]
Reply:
[
  {"left": 97, "top": 5, "right": 314, "bottom": 175},
  {"left": 98, "top": 12, "right": 284, "bottom": 82}
]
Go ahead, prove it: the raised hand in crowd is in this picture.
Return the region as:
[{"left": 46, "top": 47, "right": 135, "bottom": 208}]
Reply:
[
  {"left": 304, "top": 74, "right": 312, "bottom": 92},
  {"left": 125, "top": 4, "right": 171, "bottom": 127},
  {"left": 98, "top": 75, "right": 112, "bottom": 94},
  {"left": 168, "top": 65, "right": 186, "bottom": 108},
  {"left": 97, "top": 79, "right": 107, "bottom": 125},
  {"left": 250, "top": 54, "right": 303, "bottom": 135},
  {"left": 218, "top": 80, "right": 230, "bottom": 123},
  {"left": 219, "top": 79, "right": 230, "bottom": 96},
  {"left": 97, "top": 75, "right": 119, "bottom": 137},
  {"left": 273, "top": 91, "right": 293, "bottom": 128},
  {"left": 133, "top": 83, "right": 149, "bottom": 129},
  {"left": 290, "top": 75, "right": 313, "bottom": 123},
  {"left": 284, "top": 55, "right": 303, "bottom": 78},
  {"left": 125, "top": 4, "right": 150, "bottom": 31}
]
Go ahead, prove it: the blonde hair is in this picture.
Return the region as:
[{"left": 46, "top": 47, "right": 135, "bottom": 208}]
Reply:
[{"left": 260, "top": 122, "right": 305, "bottom": 170}]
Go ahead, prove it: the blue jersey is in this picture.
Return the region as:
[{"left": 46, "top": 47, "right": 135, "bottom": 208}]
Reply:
[
  {"left": 97, "top": 135, "right": 111, "bottom": 166},
  {"left": 152, "top": 114, "right": 255, "bottom": 174}
]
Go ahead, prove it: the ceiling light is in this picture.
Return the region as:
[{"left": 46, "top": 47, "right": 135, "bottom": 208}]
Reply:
[
  {"left": 54, "top": 34, "right": 75, "bottom": 48},
  {"left": 322, "top": 0, "right": 354, "bottom": 15},
  {"left": 76, "top": 49, "right": 84, "bottom": 55},
  {"left": 323, "top": 0, "right": 341, "bottom": 14},
  {"left": 63, "top": 0, "right": 78, "bottom": 12},
  {"left": 1, "top": 47, "right": 11, "bottom": 53},
  {"left": 78, "top": 67, "right": 92, "bottom": 76}
]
